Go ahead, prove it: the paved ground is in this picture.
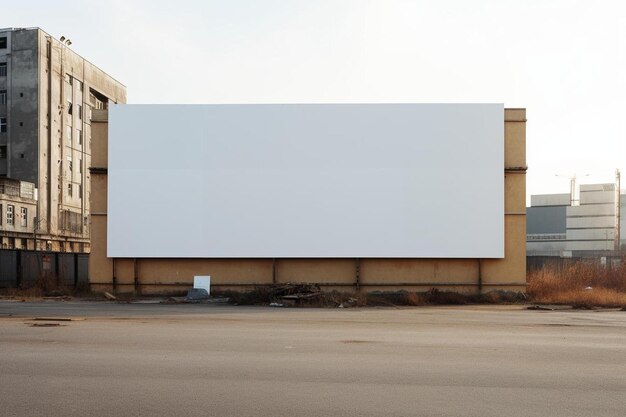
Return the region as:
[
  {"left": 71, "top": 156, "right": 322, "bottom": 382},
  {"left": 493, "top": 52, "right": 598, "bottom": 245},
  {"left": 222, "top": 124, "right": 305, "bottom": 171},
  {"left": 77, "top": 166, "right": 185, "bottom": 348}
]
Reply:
[{"left": 1, "top": 301, "right": 625, "bottom": 417}]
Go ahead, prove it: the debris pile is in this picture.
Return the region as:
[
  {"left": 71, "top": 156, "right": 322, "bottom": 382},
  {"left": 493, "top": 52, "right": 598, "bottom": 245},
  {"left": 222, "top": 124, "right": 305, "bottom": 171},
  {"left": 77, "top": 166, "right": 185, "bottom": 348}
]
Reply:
[
  {"left": 270, "top": 283, "right": 323, "bottom": 306},
  {"left": 185, "top": 288, "right": 210, "bottom": 301}
]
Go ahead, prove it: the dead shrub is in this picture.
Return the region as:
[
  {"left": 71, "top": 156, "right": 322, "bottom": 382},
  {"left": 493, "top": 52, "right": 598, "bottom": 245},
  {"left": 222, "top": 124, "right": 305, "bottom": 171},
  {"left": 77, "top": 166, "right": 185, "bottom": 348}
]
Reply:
[
  {"left": 423, "top": 288, "right": 467, "bottom": 305},
  {"left": 528, "top": 261, "right": 626, "bottom": 308}
]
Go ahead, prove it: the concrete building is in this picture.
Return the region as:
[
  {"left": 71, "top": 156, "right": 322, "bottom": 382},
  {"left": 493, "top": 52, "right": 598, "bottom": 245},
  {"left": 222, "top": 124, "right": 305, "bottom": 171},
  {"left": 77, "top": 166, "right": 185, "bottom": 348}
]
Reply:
[
  {"left": 527, "top": 182, "right": 625, "bottom": 256},
  {"left": 89, "top": 108, "right": 527, "bottom": 295},
  {"left": 0, "top": 27, "right": 126, "bottom": 252}
]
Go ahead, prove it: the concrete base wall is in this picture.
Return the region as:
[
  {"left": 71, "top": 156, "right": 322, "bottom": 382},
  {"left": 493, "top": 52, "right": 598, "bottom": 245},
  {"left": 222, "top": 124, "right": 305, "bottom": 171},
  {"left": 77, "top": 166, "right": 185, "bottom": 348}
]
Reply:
[{"left": 89, "top": 109, "right": 527, "bottom": 295}]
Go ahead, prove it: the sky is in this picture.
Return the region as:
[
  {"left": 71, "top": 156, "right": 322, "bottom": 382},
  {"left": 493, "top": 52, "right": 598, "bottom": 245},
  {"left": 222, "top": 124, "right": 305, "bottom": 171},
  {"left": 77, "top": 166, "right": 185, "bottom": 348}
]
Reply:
[{"left": 4, "top": 0, "right": 626, "bottom": 202}]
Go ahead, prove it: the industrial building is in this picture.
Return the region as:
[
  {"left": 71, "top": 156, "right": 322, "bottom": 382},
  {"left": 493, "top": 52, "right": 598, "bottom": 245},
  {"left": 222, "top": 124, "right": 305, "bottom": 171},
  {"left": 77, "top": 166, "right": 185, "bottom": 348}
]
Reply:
[
  {"left": 527, "top": 179, "right": 624, "bottom": 257},
  {"left": 0, "top": 27, "right": 126, "bottom": 252},
  {"left": 89, "top": 106, "right": 527, "bottom": 295}
]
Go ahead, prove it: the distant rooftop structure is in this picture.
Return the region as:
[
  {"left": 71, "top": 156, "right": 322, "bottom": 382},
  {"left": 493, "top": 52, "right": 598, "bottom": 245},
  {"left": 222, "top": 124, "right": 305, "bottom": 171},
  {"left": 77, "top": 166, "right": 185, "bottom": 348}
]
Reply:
[{"left": 527, "top": 179, "right": 624, "bottom": 257}]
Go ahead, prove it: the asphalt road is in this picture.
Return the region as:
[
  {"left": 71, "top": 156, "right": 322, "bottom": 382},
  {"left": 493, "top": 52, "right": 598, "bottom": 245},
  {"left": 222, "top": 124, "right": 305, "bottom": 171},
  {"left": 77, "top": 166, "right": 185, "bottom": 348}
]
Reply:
[{"left": 1, "top": 301, "right": 625, "bottom": 417}]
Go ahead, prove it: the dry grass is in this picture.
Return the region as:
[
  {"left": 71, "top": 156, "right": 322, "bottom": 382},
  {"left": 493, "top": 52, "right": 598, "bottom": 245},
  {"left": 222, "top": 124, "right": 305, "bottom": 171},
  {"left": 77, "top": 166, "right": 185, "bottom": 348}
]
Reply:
[
  {"left": 528, "top": 261, "right": 626, "bottom": 308},
  {"left": 0, "top": 273, "right": 82, "bottom": 300}
]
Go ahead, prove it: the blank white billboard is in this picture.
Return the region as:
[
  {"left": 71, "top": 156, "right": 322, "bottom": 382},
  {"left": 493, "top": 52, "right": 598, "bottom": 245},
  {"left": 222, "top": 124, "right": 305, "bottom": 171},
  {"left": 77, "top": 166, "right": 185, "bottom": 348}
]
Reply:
[{"left": 108, "top": 104, "right": 503, "bottom": 258}]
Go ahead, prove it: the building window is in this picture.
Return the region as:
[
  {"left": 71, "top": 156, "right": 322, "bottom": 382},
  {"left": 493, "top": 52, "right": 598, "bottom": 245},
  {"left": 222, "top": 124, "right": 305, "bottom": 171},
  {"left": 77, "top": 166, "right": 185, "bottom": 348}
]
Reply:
[
  {"left": 77, "top": 104, "right": 82, "bottom": 120},
  {"left": 66, "top": 126, "right": 72, "bottom": 145},
  {"left": 67, "top": 100, "right": 73, "bottom": 115},
  {"left": 65, "top": 73, "right": 73, "bottom": 85},
  {"left": 0, "top": 204, "right": 3, "bottom": 226},
  {"left": 0, "top": 37, "right": 6, "bottom": 49},
  {"left": 68, "top": 159, "right": 73, "bottom": 172},
  {"left": 79, "top": 184, "right": 83, "bottom": 199},
  {"left": 0, "top": 146, "right": 6, "bottom": 158},
  {"left": 60, "top": 209, "right": 83, "bottom": 234},
  {"left": 78, "top": 130, "right": 82, "bottom": 145},
  {"left": 0, "top": 117, "right": 6, "bottom": 133},
  {"left": 7, "top": 204, "right": 14, "bottom": 225},
  {"left": 79, "top": 158, "right": 82, "bottom": 174},
  {"left": 78, "top": 80, "right": 83, "bottom": 91},
  {"left": 0, "top": 62, "right": 6, "bottom": 77},
  {"left": 20, "top": 207, "right": 27, "bottom": 227},
  {"left": 0, "top": 90, "right": 6, "bottom": 105},
  {"left": 67, "top": 183, "right": 72, "bottom": 197}
]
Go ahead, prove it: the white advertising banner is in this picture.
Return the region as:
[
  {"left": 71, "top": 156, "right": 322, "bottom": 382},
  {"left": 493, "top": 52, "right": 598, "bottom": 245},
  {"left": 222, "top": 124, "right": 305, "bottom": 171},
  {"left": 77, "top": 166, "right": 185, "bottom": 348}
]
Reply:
[{"left": 108, "top": 104, "right": 503, "bottom": 258}]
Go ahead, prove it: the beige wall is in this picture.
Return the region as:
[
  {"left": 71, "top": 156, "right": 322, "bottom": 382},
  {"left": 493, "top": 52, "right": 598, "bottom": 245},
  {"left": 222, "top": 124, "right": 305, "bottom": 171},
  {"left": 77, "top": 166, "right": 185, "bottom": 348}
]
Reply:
[{"left": 89, "top": 108, "right": 527, "bottom": 295}]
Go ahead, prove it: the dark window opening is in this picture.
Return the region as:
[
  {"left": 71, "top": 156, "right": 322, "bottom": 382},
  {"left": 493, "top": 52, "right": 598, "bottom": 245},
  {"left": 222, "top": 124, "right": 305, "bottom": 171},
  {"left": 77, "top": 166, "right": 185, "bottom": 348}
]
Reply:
[
  {"left": 89, "top": 88, "right": 109, "bottom": 110},
  {"left": 0, "top": 118, "right": 6, "bottom": 133},
  {"left": 60, "top": 209, "right": 83, "bottom": 234},
  {"left": 0, "top": 63, "right": 6, "bottom": 77},
  {"left": 0, "top": 146, "right": 6, "bottom": 158},
  {"left": 0, "top": 37, "right": 7, "bottom": 49}
]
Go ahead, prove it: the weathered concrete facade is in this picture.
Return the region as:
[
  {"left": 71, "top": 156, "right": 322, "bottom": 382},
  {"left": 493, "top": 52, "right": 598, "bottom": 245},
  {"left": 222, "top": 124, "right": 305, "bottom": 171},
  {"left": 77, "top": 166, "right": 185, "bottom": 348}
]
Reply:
[
  {"left": 0, "top": 178, "right": 37, "bottom": 249},
  {"left": 0, "top": 27, "right": 126, "bottom": 252},
  {"left": 90, "top": 108, "right": 527, "bottom": 295}
]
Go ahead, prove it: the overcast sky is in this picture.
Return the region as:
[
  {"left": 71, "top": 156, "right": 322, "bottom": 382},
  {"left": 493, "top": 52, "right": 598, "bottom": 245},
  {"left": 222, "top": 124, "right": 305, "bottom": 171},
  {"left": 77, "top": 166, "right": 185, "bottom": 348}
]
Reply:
[{"left": 5, "top": 0, "right": 626, "bottom": 202}]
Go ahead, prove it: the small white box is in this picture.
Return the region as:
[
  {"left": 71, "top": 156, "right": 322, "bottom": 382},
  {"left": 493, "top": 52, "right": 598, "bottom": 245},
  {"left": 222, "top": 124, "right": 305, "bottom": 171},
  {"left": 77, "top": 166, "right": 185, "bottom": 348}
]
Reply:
[{"left": 193, "top": 276, "right": 211, "bottom": 294}]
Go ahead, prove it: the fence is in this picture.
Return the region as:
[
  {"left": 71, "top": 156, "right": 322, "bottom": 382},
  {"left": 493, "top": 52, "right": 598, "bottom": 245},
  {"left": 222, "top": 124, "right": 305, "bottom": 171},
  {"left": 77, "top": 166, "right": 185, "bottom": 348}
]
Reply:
[
  {"left": 0, "top": 249, "right": 88, "bottom": 289},
  {"left": 527, "top": 255, "right": 623, "bottom": 272}
]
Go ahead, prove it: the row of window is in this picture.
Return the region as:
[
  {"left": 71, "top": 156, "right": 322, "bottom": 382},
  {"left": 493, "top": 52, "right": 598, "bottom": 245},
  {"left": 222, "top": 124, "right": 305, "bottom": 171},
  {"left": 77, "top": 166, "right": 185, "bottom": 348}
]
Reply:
[
  {"left": 0, "top": 204, "right": 28, "bottom": 227},
  {"left": 1, "top": 117, "right": 88, "bottom": 148},
  {"left": 0, "top": 90, "right": 25, "bottom": 102},
  {"left": 66, "top": 158, "right": 84, "bottom": 174},
  {"left": 67, "top": 100, "right": 83, "bottom": 119},
  {"left": 1, "top": 237, "right": 29, "bottom": 250},
  {"left": 67, "top": 183, "right": 83, "bottom": 199},
  {"left": 65, "top": 126, "right": 84, "bottom": 146}
]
